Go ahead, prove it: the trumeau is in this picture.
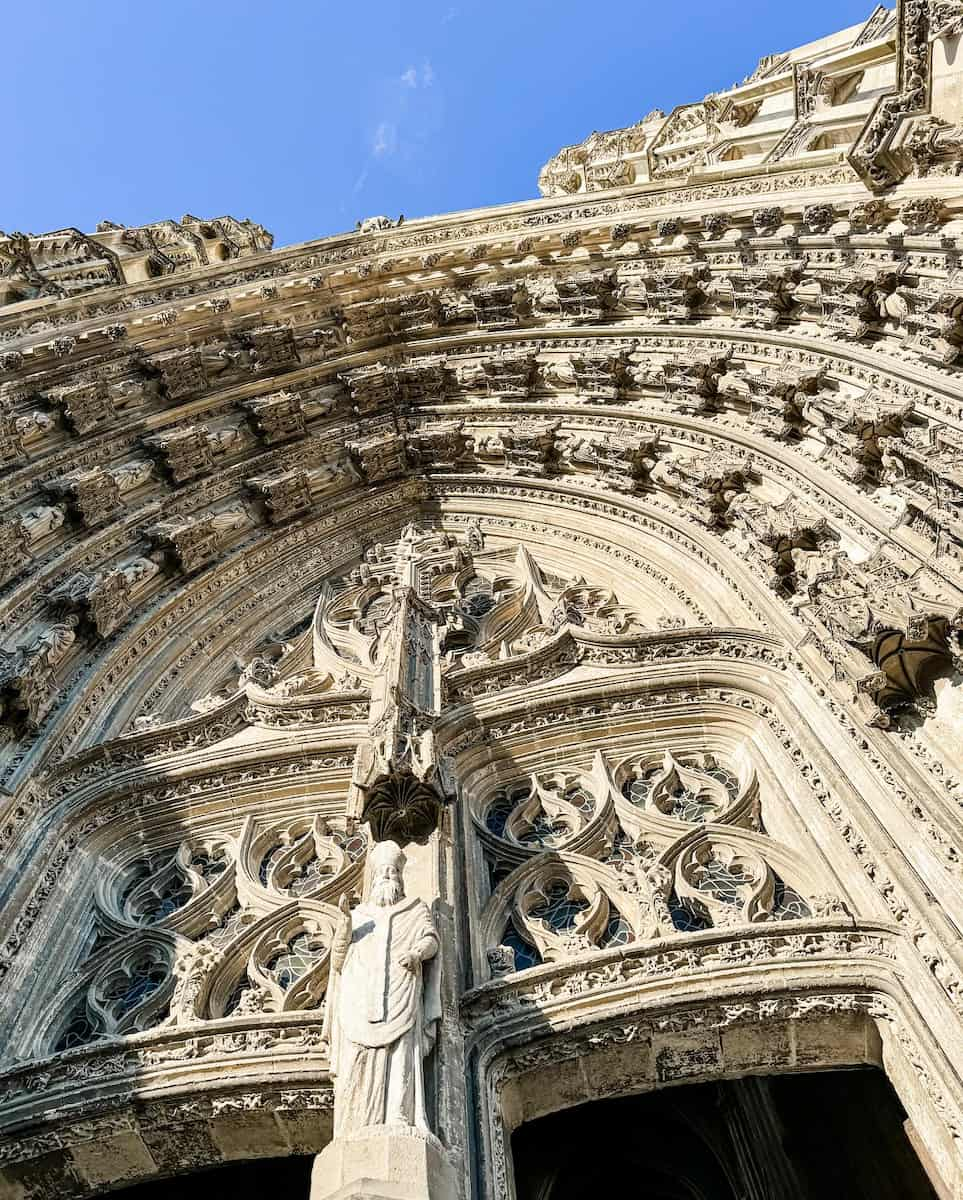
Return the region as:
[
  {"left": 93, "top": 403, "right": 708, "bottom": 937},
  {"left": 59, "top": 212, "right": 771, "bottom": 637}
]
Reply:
[{"left": 1, "top": 6, "right": 963, "bottom": 1200}]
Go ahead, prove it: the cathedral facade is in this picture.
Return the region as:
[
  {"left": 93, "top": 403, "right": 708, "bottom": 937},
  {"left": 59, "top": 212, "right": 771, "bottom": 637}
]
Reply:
[{"left": 2, "top": 5, "right": 963, "bottom": 1197}]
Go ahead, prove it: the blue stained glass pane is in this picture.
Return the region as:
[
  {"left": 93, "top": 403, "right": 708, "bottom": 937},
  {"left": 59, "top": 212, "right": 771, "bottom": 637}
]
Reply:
[
  {"left": 600, "top": 913, "right": 634, "bottom": 948},
  {"left": 190, "top": 848, "right": 227, "bottom": 881},
  {"left": 55, "top": 999, "right": 105, "bottom": 1052},
  {"left": 622, "top": 760, "right": 738, "bottom": 822},
  {"left": 485, "top": 795, "right": 513, "bottom": 837},
  {"left": 772, "top": 874, "right": 811, "bottom": 920},
  {"left": 669, "top": 895, "right": 710, "bottom": 932},
  {"left": 109, "top": 964, "right": 167, "bottom": 1017},
  {"left": 529, "top": 881, "right": 588, "bottom": 931},
  {"left": 694, "top": 859, "right": 746, "bottom": 905},
  {"left": 142, "top": 880, "right": 193, "bottom": 921},
  {"left": 265, "top": 932, "right": 325, "bottom": 990},
  {"left": 502, "top": 923, "right": 541, "bottom": 971},
  {"left": 522, "top": 810, "right": 568, "bottom": 848}
]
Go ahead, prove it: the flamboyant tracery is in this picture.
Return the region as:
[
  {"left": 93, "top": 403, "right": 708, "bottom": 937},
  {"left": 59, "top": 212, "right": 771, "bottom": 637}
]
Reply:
[{"left": 2, "top": 5, "right": 963, "bottom": 1199}]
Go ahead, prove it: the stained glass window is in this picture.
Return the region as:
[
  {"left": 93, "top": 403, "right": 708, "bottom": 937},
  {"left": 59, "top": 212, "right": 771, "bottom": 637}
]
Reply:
[
  {"left": 462, "top": 575, "right": 495, "bottom": 617},
  {"left": 223, "top": 978, "right": 250, "bottom": 1016},
  {"left": 772, "top": 874, "right": 811, "bottom": 920},
  {"left": 190, "top": 847, "right": 228, "bottom": 882},
  {"left": 501, "top": 922, "right": 541, "bottom": 971},
  {"left": 102, "top": 955, "right": 168, "bottom": 1018},
  {"left": 335, "top": 830, "right": 368, "bottom": 861},
  {"left": 485, "top": 784, "right": 578, "bottom": 848},
  {"left": 488, "top": 862, "right": 513, "bottom": 893},
  {"left": 624, "top": 777, "right": 651, "bottom": 808},
  {"left": 260, "top": 827, "right": 366, "bottom": 895},
  {"left": 623, "top": 759, "right": 738, "bottom": 822},
  {"left": 668, "top": 894, "right": 711, "bottom": 932},
  {"left": 55, "top": 999, "right": 104, "bottom": 1052},
  {"left": 564, "top": 785, "right": 595, "bottom": 816},
  {"left": 203, "top": 903, "right": 246, "bottom": 949},
  {"left": 286, "top": 857, "right": 332, "bottom": 897},
  {"left": 603, "top": 829, "right": 640, "bottom": 868},
  {"left": 600, "top": 912, "right": 634, "bottom": 948},
  {"left": 485, "top": 790, "right": 522, "bottom": 837},
  {"left": 265, "top": 933, "right": 325, "bottom": 990},
  {"left": 140, "top": 875, "right": 193, "bottom": 921},
  {"left": 529, "top": 881, "right": 588, "bottom": 930},
  {"left": 518, "top": 809, "right": 568, "bottom": 848},
  {"left": 693, "top": 857, "right": 747, "bottom": 905}
]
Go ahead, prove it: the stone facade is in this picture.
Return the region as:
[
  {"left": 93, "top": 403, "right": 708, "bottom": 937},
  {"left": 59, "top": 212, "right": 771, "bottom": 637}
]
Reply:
[{"left": 2, "top": 5, "right": 963, "bottom": 1198}]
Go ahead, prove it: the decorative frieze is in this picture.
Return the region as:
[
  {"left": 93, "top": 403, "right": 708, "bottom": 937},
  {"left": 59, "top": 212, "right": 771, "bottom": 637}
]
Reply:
[
  {"left": 49, "top": 376, "right": 115, "bottom": 436},
  {"left": 141, "top": 425, "right": 215, "bottom": 484},
  {"left": 239, "top": 390, "right": 306, "bottom": 444},
  {"left": 42, "top": 467, "right": 122, "bottom": 528},
  {"left": 146, "top": 504, "right": 252, "bottom": 573}
]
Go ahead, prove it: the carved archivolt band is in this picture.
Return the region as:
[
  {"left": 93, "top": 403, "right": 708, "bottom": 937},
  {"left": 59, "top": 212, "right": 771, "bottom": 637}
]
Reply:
[{"left": 2, "top": 7, "right": 963, "bottom": 1194}]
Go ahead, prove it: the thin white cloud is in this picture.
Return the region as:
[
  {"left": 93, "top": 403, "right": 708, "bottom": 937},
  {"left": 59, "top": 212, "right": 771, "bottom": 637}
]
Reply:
[
  {"left": 400, "top": 61, "right": 434, "bottom": 89},
  {"left": 372, "top": 121, "right": 395, "bottom": 156},
  {"left": 359, "top": 59, "right": 441, "bottom": 188}
]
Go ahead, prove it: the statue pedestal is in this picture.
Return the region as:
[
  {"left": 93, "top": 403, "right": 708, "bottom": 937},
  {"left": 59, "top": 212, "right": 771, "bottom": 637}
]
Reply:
[{"left": 309, "top": 1126, "right": 461, "bottom": 1200}]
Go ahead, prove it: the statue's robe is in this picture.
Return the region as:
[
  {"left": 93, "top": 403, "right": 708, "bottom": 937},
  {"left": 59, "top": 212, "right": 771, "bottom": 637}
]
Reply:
[{"left": 325, "top": 895, "right": 440, "bottom": 1135}]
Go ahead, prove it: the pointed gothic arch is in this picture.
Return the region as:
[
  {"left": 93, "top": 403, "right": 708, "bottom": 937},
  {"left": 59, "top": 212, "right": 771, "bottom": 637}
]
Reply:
[{"left": 3, "top": 6, "right": 963, "bottom": 1197}]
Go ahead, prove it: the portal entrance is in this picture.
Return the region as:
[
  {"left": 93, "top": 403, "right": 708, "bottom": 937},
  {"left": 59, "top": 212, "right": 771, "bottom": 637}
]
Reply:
[
  {"left": 99, "top": 1154, "right": 313, "bottom": 1199},
  {"left": 511, "top": 1068, "right": 939, "bottom": 1200}
]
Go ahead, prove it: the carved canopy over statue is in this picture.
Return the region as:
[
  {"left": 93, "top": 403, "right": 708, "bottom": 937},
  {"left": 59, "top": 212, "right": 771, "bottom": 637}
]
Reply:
[{"left": 323, "top": 839, "right": 441, "bottom": 1136}]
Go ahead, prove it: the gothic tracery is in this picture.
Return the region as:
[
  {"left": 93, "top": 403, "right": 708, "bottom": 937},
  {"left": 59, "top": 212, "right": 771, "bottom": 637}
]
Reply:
[{"left": 2, "top": 6, "right": 963, "bottom": 1199}]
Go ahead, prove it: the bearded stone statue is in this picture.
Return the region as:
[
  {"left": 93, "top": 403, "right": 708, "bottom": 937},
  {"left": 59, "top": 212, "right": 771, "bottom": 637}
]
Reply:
[{"left": 323, "top": 839, "right": 440, "bottom": 1136}]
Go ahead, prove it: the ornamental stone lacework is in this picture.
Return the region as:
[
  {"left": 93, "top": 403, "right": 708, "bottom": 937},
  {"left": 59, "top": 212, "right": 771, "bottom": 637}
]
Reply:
[
  {"left": 476, "top": 750, "right": 819, "bottom": 977},
  {"left": 38, "top": 815, "right": 367, "bottom": 1055},
  {"left": 31, "top": 523, "right": 661, "bottom": 1059},
  {"left": 2, "top": 7, "right": 963, "bottom": 1199}
]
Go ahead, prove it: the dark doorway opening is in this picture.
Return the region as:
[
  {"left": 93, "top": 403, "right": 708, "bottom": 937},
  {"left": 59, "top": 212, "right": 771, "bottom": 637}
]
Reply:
[
  {"left": 99, "top": 1153, "right": 313, "bottom": 1198},
  {"left": 512, "top": 1068, "right": 940, "bottom": 1200}
]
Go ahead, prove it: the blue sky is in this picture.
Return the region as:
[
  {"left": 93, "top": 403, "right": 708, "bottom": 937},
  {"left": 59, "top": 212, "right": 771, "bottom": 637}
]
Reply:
[{"left": 9, "top": 0, "right": 878, "bottom": 248}]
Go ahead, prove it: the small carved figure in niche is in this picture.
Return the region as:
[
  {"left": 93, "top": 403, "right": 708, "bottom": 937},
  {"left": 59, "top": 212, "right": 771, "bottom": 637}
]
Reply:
[
  {"left": 121, "top": 556, "right": 162, "bottom": 586},
  {"left": 323, "top": 839, "right": 440, "bottom": 1136},
  {"left": 112, "top": 459, "right": 156, "bottom": 492},
  {"left": 14, "top": 410, "right": 57, "bottom": 446},
  {"left": 27, "top": 617, "right": 79, "bottom": 667},
  {"left": 209, "top": 503, "right": 252, "bottom": 537},
  {"left": 466, "top": 518, "right": 485, "bottom": 552},
  {"left": 356, "top": 215, "right": 405, "bottom": 233},
  {"left": 20, "top": 504, "right": 66, "bottom": 541},
  {"left": 238, "top": 656, "right": 280, "bottom": 689}
]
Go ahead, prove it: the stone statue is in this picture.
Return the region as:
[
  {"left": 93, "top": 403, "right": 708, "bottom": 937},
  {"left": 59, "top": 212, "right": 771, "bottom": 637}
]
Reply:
[
  {"left": 324, "top": 839, "right": 440, "bottom": 1136},
  {"left": 20, "top": 504, "right": 66, "bottom": 542},
  {"left": 121, "top": 555, "right": 162, "bottom": 586},
  {"left": 209, "top": 502, "right": 252, "bottom": 536},
  {"left": 112, "top": 459, "right": 156, "bottom": 492}
]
